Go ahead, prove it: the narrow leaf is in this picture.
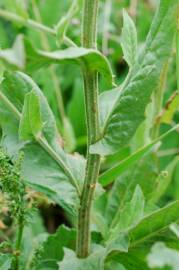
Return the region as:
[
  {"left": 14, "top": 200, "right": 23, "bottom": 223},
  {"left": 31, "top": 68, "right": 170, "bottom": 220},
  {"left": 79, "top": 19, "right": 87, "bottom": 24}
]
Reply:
[
  {"left": 99, "top": 125, "right": 178, "bottom": 186},
  {"left": 129, "top": 200, "right": 179, "bottom": 247}
]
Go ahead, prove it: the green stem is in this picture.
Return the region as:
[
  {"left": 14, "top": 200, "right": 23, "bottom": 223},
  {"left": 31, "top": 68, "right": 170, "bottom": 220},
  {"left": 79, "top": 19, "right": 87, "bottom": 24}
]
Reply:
[
  {"left": 0, "top": 91, "right": 21, "bottom": 119},
  {"left": 0, "top": 9, "right": 75, "bottom": 47},
  {"left": 14, "top": 217, "right": 24, "bottom": 270},
  {"left": 76, "top": 0, "right": 100, "bottom": 258}
]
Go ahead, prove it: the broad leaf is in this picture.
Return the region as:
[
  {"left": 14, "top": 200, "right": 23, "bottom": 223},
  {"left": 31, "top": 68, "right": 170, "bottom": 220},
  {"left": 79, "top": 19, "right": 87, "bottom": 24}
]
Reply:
[
  {"left": 90, "top": 0, "right": 178, "bottom": 155},
  {"left": 59, "top": 236, "right": 128, "bottom": 270},
  {"left": 58, "top": 247, "right": 106, "bottom": 270},
  {"left": 0, "top": 254, "right": 12, "bottom": 270},
  {"left": 109, "top": 186, "right": 145, "bottom": 235},
  {"left": 34, "top": 225, "right": 76, "bottom": 270},
  {"left": 121, "top": 9, "right": 137, "bottom": 67},
  {"left": 129, "top": 200, "right": 179, "bottom": 247},
  {"left": 102, "top": 152, "right": 158, "bottom": 227},
  {"left": 147, "top": 242, "right": 179, "bottom": 270},
  {"left": 0, "top": 71, "right": 84, "bottom": 216}
]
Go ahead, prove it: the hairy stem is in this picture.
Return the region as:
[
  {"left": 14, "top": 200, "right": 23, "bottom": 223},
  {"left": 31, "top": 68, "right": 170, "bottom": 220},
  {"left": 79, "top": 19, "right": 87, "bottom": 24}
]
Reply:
[{"left": 76, "top": 0, "right": 100, "bottom": 258}]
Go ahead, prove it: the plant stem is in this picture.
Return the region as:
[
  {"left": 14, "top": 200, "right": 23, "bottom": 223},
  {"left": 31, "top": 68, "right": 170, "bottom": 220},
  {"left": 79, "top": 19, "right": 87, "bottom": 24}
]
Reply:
[
  {"left": 0, "top": 9, "right": 75, "bottom": 47},
  {"left": 14, "top": 217, "right": 24, "bottom": 270},
  {"left": 0, "top": 91, "right": 21, "bottom": 119},
  {"left": 76, "top": 0, "right": 100, "bottom": 258}
]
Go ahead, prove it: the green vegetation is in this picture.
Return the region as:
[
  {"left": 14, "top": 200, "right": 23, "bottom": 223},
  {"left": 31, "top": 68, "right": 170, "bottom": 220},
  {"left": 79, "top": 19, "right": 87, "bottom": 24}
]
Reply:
[{"left": 0, "top": 0, "right": 179, "bottom": 269}]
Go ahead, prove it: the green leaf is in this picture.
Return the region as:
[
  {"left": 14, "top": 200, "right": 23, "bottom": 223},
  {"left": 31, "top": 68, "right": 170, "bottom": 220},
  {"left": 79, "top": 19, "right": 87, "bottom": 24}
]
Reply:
[
  {"left": 58, "top": 247, "right": 106, "bottom": 270},
  {"left": 90, "top": 0, "right": 178, "bottom": 155},
  {"left": 109, "top": 186, "right": 145, "bottom": 236},
  {"left": 147, "top": 242, "right": 179, "bottom": 270},
  {"left": 21, "top": 210, "right": 48, "bottom": 269},
  {"left": 59, "top": 237, "right": 128, "bottom": 270},
  {"left": 105, "top": 261, "right": 126, "bottom": 270},
  {"left": 102, "top": 152, "right": 158, "bottom": 228},
  {"left": 0, "top": 35, "right": 25, "bottom": 69},
  {"left": 24, "top": 39, "right": 114, "bottom": 86},
  {"left": 121, "top": 9, "right": 137, "bottom": 67},
  {"left": 0, "top": 71, "right": 84, "bottom": 216},
  {"left": 160, "top": 92, "right": 179, "bottom": 124},
  {"left": 19, "top": 91, "right": 43, "bottom": 140},
  {"left": 99, "top": 126, "right": 178, "bottom": 186},
  {"left": 149, "top": 156, "right": 179, "bottom": 204},
  {"left": 34, "top": 225, "right": 76, "bottom": 270},
  {"left": 0, "top": 254, "right": 12, "bottom": 270},
  {"left": 170, "top": 223, "right": 179, "bottom": 239},
  {"left": 63, "top": 117, "right": 76, "bottom": 153},
  {"left": 55, "top": 0, "right": 78, "bottom": 45},
  {"left": 108, "top": 249, "right": 149, "bottom": 270},
  {"left": 129, "top": 200, "right": 179, "bottom": 247}
]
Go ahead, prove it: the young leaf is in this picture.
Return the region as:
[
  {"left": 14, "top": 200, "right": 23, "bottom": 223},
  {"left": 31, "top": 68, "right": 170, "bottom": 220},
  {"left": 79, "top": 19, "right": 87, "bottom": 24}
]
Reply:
[
  {"left": 90, "top": 0, "right": 179, "bottom": 155},
  {"left": 121, "top": 9, "right": 137, "bottom": 67},
  {"left": 129, "top": 199, "right": 179, "bottom": 247},
  {"left": 19, "top": 91, "right": 43, "bottom": 140},
  {"left": 147, "top": 242, "right": 179, "bottom": 270}
]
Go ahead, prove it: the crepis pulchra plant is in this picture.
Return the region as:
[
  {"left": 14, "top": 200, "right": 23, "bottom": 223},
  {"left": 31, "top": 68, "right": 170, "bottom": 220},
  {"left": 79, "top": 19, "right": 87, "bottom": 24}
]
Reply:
[{"left": 0, "top": 0, "right": 179, "bottom": 269}]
